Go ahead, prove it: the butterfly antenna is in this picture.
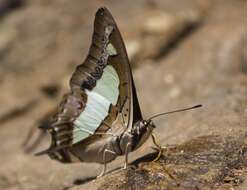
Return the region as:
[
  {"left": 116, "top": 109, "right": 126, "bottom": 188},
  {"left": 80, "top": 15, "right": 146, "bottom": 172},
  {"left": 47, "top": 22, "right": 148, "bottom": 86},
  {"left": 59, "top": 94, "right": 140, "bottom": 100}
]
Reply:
[{"left": 147, "top": 104, "right": 202, "bottom": 121}]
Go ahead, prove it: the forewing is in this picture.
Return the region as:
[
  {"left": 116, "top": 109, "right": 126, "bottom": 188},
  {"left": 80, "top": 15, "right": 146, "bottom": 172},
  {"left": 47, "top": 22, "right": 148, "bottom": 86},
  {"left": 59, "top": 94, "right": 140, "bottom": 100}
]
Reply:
[
  {"left": 70, "top": 7, "right": 142, "bottom": 136},
  {"left": 93, "top": 8, "right": 143, "bottom": 130}
]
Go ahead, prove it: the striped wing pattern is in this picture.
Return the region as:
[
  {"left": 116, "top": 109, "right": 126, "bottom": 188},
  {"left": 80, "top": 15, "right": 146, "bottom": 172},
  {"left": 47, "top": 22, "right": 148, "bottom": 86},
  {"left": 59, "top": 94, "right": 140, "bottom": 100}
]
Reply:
[
  {"left": 37, "top": 8, "right": 142, "bottom": 162},
  {"left": 73, "top": 65, "right": 119, "bottom": 144}
]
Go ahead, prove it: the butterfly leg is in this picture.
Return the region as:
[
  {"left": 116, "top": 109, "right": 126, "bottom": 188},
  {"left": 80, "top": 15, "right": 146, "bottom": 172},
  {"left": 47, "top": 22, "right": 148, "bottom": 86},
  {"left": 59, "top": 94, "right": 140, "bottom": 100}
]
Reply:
[
  {"left": 151, "top": 133, "right": 179, "bottom": 185},
  {"left": 124, "top": 142, "right": 131, "bottom": 169},
  {"left": 97, "top": 149, "right": 116, "bottom": 178},
  {"left": 151, "top": 133, "right": 167, "bottom": 162}
]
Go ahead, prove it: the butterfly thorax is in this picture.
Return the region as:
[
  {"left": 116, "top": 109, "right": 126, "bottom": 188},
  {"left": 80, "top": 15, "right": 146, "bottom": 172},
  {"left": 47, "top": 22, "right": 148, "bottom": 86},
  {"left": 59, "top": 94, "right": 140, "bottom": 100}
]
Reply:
[{"left": 118, "top": 120, "right": 155, "bottom": 154}]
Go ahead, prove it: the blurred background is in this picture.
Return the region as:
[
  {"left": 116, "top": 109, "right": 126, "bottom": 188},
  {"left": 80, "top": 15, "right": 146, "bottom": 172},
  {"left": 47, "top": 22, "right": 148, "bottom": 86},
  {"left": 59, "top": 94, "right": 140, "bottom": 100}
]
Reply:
[{"left": 1, "top": 0, "right": 247, "bottom": 189}]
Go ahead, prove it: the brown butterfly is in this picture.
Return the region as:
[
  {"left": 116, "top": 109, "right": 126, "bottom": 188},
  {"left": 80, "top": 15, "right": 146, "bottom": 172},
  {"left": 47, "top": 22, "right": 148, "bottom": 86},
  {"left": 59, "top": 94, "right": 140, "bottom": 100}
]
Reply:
[{"left": 36, "top": 7, "right": 201, "bottom": 177}]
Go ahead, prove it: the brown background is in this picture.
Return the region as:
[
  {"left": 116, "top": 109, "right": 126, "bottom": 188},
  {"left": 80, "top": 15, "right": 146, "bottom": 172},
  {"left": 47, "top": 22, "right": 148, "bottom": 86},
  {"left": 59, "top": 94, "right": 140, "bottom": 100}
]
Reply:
[{"left": 0, "top": 0, "right": 247, "bottom": 189}]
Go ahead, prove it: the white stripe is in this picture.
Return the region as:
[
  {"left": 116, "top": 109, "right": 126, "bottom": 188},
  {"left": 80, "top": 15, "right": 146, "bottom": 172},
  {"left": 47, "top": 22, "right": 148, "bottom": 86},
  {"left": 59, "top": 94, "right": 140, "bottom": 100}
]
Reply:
[
  {"left": 72, "top": 65, "right": 119, "bottom": 144},
  {"left": 106, "top": 43, "right": 117, "bottom": 56},
  {"left": 94, "top": 66, "right": 119, "bottom": 105}
]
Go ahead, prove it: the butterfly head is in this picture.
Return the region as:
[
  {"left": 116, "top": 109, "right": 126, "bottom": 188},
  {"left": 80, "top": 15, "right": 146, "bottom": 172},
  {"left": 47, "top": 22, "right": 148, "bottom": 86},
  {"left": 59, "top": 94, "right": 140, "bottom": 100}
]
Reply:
[
  {"left": 125, "top": 119, "right": 156, "bottom": 151},
  {"left": 142, "top": 119, "right": 156, "bottom": 130}
]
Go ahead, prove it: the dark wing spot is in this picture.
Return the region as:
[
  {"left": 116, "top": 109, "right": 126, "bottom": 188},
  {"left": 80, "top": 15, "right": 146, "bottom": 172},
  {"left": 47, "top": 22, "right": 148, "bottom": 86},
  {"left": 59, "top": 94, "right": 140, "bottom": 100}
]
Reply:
[
  {"left": 91, "top": 66, "right": 103, "bottom": 80},
  {"left": 81, "top": 77, "right": 96, "bottom": 90},
  {"left": 122, "top": 82, "right": 128, "bottom": 86}
]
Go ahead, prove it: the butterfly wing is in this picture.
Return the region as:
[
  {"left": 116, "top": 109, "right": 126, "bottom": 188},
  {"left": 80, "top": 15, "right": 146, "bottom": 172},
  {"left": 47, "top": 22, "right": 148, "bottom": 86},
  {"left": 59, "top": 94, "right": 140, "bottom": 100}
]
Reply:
[{"left": 37, "top": 8, "right": 142, "bottom": 160}]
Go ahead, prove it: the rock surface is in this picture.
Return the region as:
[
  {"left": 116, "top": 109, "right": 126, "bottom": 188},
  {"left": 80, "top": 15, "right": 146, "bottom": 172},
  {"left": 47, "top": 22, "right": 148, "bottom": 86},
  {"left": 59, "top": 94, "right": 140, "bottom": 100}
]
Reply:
[
  {"left": 1, "top": 0, "right": 247, "bottom": 190},
  {"left": 74, "top": 134, "right": 247, "bottom": 190}
]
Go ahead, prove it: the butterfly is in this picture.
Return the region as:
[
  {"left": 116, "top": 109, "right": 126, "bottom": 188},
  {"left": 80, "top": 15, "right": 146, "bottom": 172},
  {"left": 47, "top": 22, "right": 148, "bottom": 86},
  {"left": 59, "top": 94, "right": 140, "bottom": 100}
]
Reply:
[{"left": 36, "top": 7, "right": 201, "bottom": 177}]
